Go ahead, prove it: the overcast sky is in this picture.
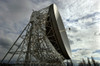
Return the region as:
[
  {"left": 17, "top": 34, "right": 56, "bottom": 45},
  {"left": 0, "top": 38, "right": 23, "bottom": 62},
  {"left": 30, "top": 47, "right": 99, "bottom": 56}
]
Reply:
[{"left": 0, "top": 0, "right": 100, "bottom": 63}]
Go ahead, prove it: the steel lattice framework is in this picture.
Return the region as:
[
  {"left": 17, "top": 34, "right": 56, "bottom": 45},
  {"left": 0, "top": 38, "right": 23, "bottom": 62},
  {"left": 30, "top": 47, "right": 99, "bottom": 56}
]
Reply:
[{"left": 0, "top": 4, "right": 71, "bottom": 66}]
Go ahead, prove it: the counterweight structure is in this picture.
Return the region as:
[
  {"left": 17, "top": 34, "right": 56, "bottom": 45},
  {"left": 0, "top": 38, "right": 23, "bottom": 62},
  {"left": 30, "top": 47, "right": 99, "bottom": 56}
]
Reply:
[{"left": 0, "top": 4, "right": 71, "bottom": 65}]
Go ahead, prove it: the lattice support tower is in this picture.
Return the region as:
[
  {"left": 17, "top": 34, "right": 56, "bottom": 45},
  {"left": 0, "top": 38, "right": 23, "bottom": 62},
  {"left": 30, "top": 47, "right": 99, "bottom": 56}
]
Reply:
[{"left": 0, "top": 4, "right": 71, "bottom": 66}]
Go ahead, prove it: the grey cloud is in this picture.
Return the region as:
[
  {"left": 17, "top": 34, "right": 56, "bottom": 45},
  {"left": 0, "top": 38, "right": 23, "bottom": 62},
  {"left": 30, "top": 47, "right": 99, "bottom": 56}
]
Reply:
[
  {"left": 0, "top": 0, "right": 33, "bottom": 22},
  {"left": 72, "top": 48, "right": 81, "bottom": 52},
  {"left": 85, "top": 22, "right": 98, "bottom": 26},
  {"left": 94, "top": 32, "right": 100, "bottom": 36},
  {"left": 0, "top": 0, "right": 34, "bottom": 40},
  {"left": 0, "top": 38, "right": 12, "bottom": 49},
  {"left": 69, "top": 39, "right": 74, "bottom": 45},
  {"left": 93, "top": 50, "right": 100, "bottom": 53},
  {"left": 76, "top": 38, "right": 82, "bottom": 41},
  {"left": 69, "top": 35, "right": 74, "bottom": 38},
  {"left": 66, "top": 12, "right": 100, "bottom": 22},
  {"left": 74, "top": 49, "right": 92, "bottom": 57}
]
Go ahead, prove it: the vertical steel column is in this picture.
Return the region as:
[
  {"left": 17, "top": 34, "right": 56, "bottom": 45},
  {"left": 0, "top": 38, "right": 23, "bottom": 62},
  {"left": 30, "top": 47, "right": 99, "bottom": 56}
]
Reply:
[{"left": 25, "top": 23, "right": 33, "bottom": 63}]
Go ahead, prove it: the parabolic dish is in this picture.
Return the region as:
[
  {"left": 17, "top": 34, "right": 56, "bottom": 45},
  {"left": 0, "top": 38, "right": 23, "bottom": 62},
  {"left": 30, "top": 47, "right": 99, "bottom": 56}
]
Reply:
[{"left": 46, "top": 4, "right": 71, "bottom": 59}]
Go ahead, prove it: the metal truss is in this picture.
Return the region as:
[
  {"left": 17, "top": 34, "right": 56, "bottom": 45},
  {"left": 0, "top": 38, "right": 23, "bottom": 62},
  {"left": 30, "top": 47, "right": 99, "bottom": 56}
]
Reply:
[{"left": 0, "top": 8, "right": 65, "bottom": 65}]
